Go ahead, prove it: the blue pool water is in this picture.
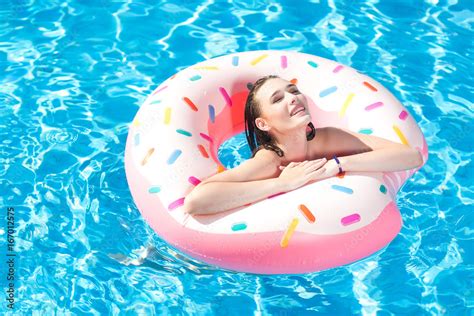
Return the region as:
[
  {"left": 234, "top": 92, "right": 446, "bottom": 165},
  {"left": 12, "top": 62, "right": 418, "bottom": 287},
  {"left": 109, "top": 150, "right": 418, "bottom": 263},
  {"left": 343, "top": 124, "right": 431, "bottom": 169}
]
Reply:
[{"left": 0, "top": 0, "right": 472, "bottom": 314}]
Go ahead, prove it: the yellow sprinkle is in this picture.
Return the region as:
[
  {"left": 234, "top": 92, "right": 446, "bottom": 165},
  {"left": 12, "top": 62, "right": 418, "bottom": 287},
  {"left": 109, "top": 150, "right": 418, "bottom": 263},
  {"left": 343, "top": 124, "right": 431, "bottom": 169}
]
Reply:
[
  {"left": 250, "top": 54, "right": 269, "bottom": 66},
  {"left": 339, "top": 93, "right": 354, "bottom": 117},
  {"left": 164, "top": 107, "right": 171, "bottom": 125},
  {"left": 132, "top": 119, "right": 141, "bottom": 127},
  {"left": 280, "top": 218, "right": 299, "bottom": 248},
  {"left": 193, "top": 66, "right": 219, "bottom": 70},
  {"left": 393, "top": 124, "right": 409, "bottom": 146}
]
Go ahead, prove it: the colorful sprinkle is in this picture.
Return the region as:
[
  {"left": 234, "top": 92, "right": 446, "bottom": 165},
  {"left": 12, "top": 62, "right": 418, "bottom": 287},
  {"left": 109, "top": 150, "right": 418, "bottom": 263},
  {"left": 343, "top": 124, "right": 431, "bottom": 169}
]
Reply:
[
  {"left": 365, "top": 101, "right": 384, "bottom": 111},
  {"left": 193, "top": 66, "right": 218, "bottom": 70},
  {"left": 250, "top": 54, "right": 268, "bottom": 65},
  {"left": 399, "top": 110, "right": 408, "bottom": 120},
  {"left": 379, "top": 184, "right": 387, "bottom": 194},
  {"left": 176, "top": 129, "right": 192, "bottom": 137},
  {"left": 219, "top": 87, "right": 232, "bottom": 107},
  {"left": 393, "top": 124, "right": 409, "bottom": 145},
  {"left": 199, "top": 132, "right": 213, "bottom": 143},
  {"left": 363, "top": 81, "right": 377, "bottom": 91},
  {"left": 307, "top": 61, "right": 318, "bottom": 68},
  {"left": 217, "top": 165, "right": 226, "bottom": 173},
  {"left": 231, "top": 222, "right": 247, "bottom": 231},
  {"left": 333, "top": 65, "right": 344, "bottom": 73},
  {"left": 298, "top": 204, "right": 315, "bottom": 223},
  {"left": 132, "top": 119, "right": 140, "bottom": 127},
  {"left": 319, "top": 86, "right": 337, "bottom": 97},
  {"left": 164, "top": 107, "right": 171, "bottom": 125},
  {"left": 141, "top": 148, "right": 155, "bottom": 166},
  {"left": 281, "top": 55, "right": 288, "bottom": 69},
  {"left": 341, "top": 213, "right": 361, "bottom": 226},
  {"left": 232, "top": 56, "right": 239, "bottom": 66},
  {"left": 183, "top": 97, "right": 198, "bottom": 111},
  {"left": 331, "top": 184, "right": 353, "bottom": 194},
  {"left": 150, "top": 100, "right": 161, "bottom": 105},
  {"left": 358, "top": 128, "right": 373, "bottom": 134},
  {"left": 152, "top": 85, "right": 168, "bottom": 95},
  {"left": 148, "top": 186, "right": 161, "bottom": 194},
  {"left": 168, "top": 197, "right": 185, "bottom": 211},
  {"left": 188, "top": 176, "right": 201, "bottom": 186},
  {"left": 189, "top": 75, "right": 201, "bottom": 81},
  {"left": 280, "top": 218, "right": 299, "bottom": 248},
  {"left": 290, "top": 78, "right": 298, "bottom": 85},
  {"left": 167, "top": 149, "right": 182, "bottom": 165},
  {"left": 337, "top": 171, "right": 346, "bottom": 179},
  {"left": 339, "top": 92, "right": 354, "bottom": 117},
  {"left": 134, "top": 133, "right": 140, "bottom": 146},
  {"left": 197, "top": 144, "right": 209, "bottom": 158},
  {"left": 208, "top": 105, "right": 215, "bottom": 123}
]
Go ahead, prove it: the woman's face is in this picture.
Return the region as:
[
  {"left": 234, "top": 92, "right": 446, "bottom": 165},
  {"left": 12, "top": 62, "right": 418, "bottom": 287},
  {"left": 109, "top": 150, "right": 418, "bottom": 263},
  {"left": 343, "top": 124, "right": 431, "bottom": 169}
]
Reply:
[{"left": 254, "top": 77, "right": 311, "bottom": 134}]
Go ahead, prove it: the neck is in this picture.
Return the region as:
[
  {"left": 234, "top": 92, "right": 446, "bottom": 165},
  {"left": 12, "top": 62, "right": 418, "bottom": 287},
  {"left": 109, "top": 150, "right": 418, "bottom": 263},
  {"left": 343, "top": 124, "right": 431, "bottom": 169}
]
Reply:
[{"left": 274, "top": 126, "right": 309, "bottom": 164}]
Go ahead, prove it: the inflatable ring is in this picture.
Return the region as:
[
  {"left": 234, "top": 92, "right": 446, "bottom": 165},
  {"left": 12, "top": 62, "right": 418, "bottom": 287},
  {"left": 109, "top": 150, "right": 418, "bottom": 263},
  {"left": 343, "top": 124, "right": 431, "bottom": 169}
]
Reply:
[{"left": 125, "top": 50, "right": 428, "bottom": 274}]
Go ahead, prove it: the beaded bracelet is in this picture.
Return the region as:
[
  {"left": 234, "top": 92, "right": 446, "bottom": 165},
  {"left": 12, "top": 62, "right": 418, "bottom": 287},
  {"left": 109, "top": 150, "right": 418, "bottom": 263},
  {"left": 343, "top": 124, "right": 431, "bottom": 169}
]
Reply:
[{"left": 333, "top": 155, "right": 343, "bottom": 174}]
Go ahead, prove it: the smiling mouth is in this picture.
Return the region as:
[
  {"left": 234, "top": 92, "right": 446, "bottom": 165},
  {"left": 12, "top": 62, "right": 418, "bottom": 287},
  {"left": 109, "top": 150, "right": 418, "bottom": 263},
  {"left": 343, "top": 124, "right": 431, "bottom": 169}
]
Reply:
[{"left": 291, "top": 108, "right": 305, "bottom": 116}]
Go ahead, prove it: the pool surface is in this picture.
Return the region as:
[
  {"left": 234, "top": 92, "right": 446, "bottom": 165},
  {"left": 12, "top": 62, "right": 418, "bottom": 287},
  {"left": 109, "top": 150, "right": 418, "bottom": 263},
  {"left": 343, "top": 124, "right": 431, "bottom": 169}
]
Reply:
[{"left": 0, "top": 0, "right": 472, "bottom": 314}]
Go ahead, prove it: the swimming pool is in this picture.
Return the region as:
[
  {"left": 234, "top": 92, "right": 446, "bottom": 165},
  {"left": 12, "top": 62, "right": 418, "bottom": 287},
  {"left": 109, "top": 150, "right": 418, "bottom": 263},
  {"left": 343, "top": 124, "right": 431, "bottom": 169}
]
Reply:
[{"left": 0, "top": 0, "right": 472, "bottom": 314}]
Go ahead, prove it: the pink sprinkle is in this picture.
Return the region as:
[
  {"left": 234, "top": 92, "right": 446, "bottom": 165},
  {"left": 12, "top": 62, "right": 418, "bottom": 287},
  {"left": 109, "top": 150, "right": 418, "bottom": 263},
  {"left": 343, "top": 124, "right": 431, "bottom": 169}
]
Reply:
[
  {"left": 399, "top": 110, "right": 408, "bottom": 120},
  {"left": 199, "top": 132, "right": 213, "bottom": 143},
  {"left": 281, "top": 55, "right": 287, "bottom": 69},
  {"left": 188, "top": 176, "right": 201, "bottom": 186},
  {"left": 364, "top": 101, "right": 384, "bottom": 111},
  {"left": 152, "top": 85, "right": 168, "bottom": 95},
  {"left": 333, "top": 65, "right": 344, "bottom": 73},
  {"left": 341, "top": 213, "right": 361, "bottom": 226},
  {"left": 268, "top": 192, "right": 286, "bottom": 199},
  {"left": 219, "top": 87, "right": 232, "bottom": 107},
  {"left": 168, "top": 197, "right": 185, "bottom": 211}
]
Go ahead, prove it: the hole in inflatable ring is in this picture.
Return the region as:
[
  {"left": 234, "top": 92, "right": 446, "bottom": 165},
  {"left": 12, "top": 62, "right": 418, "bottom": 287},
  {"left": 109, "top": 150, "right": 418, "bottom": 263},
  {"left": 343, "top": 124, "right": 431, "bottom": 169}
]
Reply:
[{"left": 217, "top": 132, "right": 251, "bottom": 169}]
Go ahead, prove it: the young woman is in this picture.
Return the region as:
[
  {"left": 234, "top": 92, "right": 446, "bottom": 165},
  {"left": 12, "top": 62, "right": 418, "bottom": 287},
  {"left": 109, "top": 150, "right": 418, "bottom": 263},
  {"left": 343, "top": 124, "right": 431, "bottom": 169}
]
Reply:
[{"left": 183, "top": 75, "right": 423, "bottom": 216}]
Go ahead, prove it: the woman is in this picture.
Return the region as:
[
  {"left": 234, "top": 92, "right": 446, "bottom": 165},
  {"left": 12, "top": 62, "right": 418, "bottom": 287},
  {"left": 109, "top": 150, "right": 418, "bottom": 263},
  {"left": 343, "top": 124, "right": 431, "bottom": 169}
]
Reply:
[{"left": 183, "top": 75, "right": 423, "bottom": 216}]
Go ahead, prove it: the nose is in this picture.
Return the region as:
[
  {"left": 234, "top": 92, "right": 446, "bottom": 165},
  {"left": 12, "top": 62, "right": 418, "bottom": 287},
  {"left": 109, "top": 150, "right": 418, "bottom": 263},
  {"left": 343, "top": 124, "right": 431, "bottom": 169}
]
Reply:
[{"left": 289, "top": 93, "right": 298, "bottom": 104}]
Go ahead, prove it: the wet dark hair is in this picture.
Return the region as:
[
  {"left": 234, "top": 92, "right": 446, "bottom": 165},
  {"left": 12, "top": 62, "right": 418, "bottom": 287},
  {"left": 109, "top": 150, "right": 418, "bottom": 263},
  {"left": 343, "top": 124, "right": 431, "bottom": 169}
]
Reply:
[{"left": 244, "top": 75, "right": 316, "bottom": 158}]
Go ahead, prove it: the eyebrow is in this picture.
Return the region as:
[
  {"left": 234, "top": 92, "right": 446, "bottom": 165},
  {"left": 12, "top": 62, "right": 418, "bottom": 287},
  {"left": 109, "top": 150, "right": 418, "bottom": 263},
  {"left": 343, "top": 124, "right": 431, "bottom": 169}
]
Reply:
[{"left": 270, "top": 84, "right": 297, "bottom": 100}]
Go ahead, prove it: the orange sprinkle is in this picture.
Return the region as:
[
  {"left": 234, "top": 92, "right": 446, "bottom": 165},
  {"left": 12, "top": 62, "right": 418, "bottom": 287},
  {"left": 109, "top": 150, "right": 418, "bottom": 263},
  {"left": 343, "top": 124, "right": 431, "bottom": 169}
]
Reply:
[
  {"left": 290, "top": 78, "right": 298, "bottom": 85},
  {"left": 197, "top": 144, "right": 209, "bottom": 158},
  {"left": 183, "top": 97, "right": 198, "bottom": 111},
  {"left": 363, "top": 81, "right": 377, "bottom": 92},
  {"left": 298, "top": 204, "right": 315, "bottom": 223},
  {"left": 170, "top": 74, "right": 176, "bottom": 80},
  {"left": 141, "top": 148, "right": 155, "bottom": 166},
  {"left": 337, "top": 171, "right": 346, "bottom": 179},
  {"left": 217, "top": 165, "right": 226, "bottom": 173}
]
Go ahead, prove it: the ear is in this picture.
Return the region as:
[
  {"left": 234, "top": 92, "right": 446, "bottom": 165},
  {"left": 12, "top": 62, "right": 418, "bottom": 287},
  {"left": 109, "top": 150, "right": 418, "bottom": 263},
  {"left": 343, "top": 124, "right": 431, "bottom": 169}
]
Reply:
[{"left": 255, "top": 117, "right": 271, "bottom": 132}]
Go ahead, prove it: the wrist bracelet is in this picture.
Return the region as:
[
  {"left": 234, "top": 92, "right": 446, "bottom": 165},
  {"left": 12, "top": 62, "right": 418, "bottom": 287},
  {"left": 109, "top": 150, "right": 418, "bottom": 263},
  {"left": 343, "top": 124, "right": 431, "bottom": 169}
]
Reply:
[{"left": 333, "top": 155, "right": 343, "bottom": 174}]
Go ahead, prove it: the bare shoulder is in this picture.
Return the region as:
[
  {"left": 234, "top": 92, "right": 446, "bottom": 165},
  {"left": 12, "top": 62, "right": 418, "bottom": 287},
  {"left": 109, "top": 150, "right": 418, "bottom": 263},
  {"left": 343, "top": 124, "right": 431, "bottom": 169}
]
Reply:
[{"left": 198, "top": 148, "right": 282, "bottom": 186}]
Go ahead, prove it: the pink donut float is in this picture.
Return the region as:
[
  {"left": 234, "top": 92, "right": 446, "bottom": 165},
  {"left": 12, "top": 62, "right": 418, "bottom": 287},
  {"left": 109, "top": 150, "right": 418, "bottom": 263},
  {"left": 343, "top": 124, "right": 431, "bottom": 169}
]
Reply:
[{"left": 124, "top": 50, "right": 428, "bottom": 274}]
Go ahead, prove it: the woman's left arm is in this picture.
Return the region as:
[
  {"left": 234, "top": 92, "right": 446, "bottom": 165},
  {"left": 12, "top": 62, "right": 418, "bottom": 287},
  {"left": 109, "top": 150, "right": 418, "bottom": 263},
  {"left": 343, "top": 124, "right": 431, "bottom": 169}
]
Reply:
[{"left": 322, "top": 127, "right": 423, "bottom": 173}]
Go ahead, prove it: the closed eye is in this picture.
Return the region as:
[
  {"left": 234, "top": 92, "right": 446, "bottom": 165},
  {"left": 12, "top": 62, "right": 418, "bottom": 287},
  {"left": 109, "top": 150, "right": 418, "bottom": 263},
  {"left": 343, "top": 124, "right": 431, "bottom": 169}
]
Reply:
[{"left": 273, "top": 89, "right": 300, "bottom": 103}]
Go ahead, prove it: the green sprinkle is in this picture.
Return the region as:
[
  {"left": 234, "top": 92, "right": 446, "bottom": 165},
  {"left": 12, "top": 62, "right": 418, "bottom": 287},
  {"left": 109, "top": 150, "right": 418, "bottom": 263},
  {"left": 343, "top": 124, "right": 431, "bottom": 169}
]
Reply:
[
  {"left": 379, "top": 185, "right": 387, "bottom": 194},
  {"left": 176, "top": 129, "right": 192, "bottom": 137},
  {"left": 148, "top": 186, "right": 161, "bottom": 193},
  {"left": 189, "top": 75, "right": 201, "bottom": 81},
  {"left": 231, "top": 222, "right": 247, "bottom": 231},
  {"left": 358, "top": 128, "right": 373, "bottom": 134},
  {"left": 150, "top": 100, "right": 161, "bottom": 105},
  {"left": 307, "top": 61, "right": 318, "bottom": 68}
]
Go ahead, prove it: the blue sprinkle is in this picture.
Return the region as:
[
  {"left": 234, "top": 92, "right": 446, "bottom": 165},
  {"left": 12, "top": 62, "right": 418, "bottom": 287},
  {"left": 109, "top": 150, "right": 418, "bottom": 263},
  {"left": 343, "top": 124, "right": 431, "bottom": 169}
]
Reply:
[
  {"left": 190, "top": 75, "right": 201, "bottom": 81},
  {"left": 319, "top": 86, "right": 338, "bottom": 97},
  {"left": 231, "top": 222, "right": 247, "bottom": 231},
  {"left": 232, "top": 56, "right": 239, "bottom": 66},
  {"left": 148, "top": 186, "right": 161, "bottom": 193},
  {"left": 331, "top": 184, "right": 353, "bottom": 194},
  {"left": 134, "top": 133, "right": 140, "bottom": 146},
  {"left": 208, "top": 104, "right": 215, "bottom": 123},
  {"left": 167, "top": 149, "right": 182, "bottom": 165},
  {"left": 358, "top": 128, "right": 373, "bottom": 135}
]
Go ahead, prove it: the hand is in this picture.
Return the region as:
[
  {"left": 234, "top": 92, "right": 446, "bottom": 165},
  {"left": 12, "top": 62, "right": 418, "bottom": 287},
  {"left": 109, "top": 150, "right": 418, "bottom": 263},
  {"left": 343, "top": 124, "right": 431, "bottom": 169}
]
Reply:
[
  {"left": 317, "top": 158, "right": 342, "bottom": 180},
  {"left": 277, "top": 158, "right": 327, "bottom": 191}
]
